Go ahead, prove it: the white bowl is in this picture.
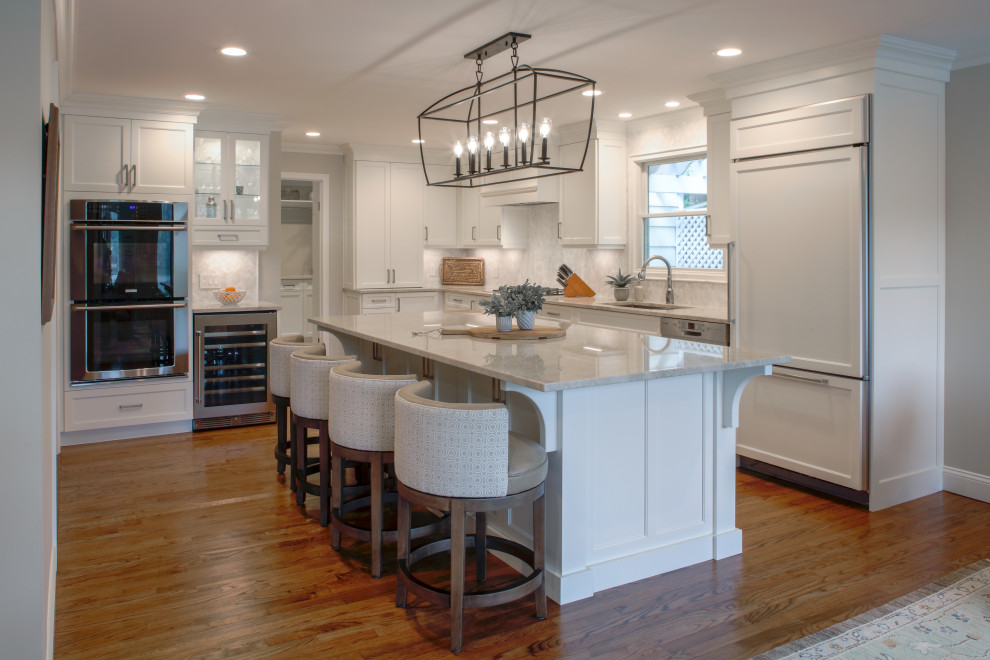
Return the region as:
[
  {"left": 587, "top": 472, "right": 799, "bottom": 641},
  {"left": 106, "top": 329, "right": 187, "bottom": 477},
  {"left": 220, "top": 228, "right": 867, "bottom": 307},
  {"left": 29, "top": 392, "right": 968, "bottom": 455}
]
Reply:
[{"left": 213, "top": 289, "right": 246, "bottom": 305}]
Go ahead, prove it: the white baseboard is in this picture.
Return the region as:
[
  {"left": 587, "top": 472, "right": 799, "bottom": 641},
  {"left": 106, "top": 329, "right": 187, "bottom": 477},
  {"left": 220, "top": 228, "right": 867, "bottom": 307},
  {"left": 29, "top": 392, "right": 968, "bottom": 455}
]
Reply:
[
  {"left": 60, "top": 420, "right": 192, "bottom": 446},
  {"left": 46, "top": 543, "right": 56, "bottom": 660},
  {"left": 943, "top": 466, "right": 990, "bottom": 504}
]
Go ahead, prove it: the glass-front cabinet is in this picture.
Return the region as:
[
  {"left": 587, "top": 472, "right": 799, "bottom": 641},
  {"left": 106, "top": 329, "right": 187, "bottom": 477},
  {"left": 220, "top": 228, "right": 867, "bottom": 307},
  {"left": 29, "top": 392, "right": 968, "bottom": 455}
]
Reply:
[{"left": 192, "top": 131, "right": 269, "bottom": 247}]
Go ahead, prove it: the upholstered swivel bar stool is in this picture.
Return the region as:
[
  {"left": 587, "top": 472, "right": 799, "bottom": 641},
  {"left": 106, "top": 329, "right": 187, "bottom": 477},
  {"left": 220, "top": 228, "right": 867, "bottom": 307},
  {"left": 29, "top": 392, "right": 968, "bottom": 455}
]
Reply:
[
  {"left": 289, "top": 345, "right": 355, "bottom": 525},
  {"left": 327, "top": 362, "right": 447, "bottom": 577},
  {"left": 393, "top": 380, "right": 548, "bottom": 653},
  {"left": 269, "top": 334, "right": 323, "bottom": 489}
]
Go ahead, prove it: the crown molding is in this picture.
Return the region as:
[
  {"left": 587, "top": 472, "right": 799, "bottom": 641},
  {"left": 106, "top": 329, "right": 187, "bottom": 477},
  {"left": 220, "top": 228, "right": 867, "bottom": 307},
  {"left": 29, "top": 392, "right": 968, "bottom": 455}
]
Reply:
[
  {"left": 710, "top": 35, "right": 956, "bottom": 98},
  {"left": 60, "top": 92, "right": 203, "bottom": 123},
  {"left": 344, "top": 143, "right": 452, "bottom": 165},
  {"left": 281, "top": 142, "right": 346, "bottom": 156},
  {"left": 952, "top": 45, "right": 990, "bottom": 71},
  {"left": 197, "top": 109, "right": 284, "bottom": 134},
  {"left": 687, "top": 89, "right": 730, "bottom": 116},
  {"left": 626, "top": 106, "right": 703, "bottom": 133}
]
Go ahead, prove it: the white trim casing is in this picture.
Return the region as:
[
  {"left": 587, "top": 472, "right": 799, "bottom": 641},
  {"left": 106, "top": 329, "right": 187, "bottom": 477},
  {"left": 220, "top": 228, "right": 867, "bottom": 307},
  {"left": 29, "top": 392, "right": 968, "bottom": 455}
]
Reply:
[{"left": 943, "top": 466, "right": 990, "bottom": 504}]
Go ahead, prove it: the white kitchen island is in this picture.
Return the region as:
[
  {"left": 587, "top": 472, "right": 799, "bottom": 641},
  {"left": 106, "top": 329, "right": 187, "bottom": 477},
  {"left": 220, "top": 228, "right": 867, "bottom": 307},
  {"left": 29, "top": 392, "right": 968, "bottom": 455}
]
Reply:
[{"left": 310, "top": 311, "right": 788, "bottom": 604}]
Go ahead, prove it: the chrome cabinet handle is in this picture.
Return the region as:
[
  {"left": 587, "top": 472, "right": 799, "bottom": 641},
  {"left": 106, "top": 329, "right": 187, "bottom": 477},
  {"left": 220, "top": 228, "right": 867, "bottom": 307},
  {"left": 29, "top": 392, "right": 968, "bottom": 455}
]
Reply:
[
  {"left": 118, "top": 403, "right": 143, "bottom": 410},
  {"left": 705, "top": 213, "right": 712, "bottom": 238},
  {"left": 424, "top": 226, "right": 429, "bottom": 241},
  {"left": 122, "top": 164, "right": 129, "bottom": 190},
  {"left": 472, "top": 226, "right": 477, "bottom": 241},
  {"left": 545, "top": 311, "right": 560, "bottom": 317},
  {"left": 130, "top": 164, "right": 137, "bottom": 191},
  {"left": 218, "top": 233, "right": 238, "bottom": 241},
  {"left": 230, "top": 199, "right": 235, "bottom": 221},
  {"left": 386, "top": 269, "right": 391, "bottom": 284},
  {"left": 194, "top": 330, "right": 203, "bottom": 403},
  {"left": 497, "top": 225, "right": 501, "bottom": 241},
  {"left": 370, "top": 298, "right": 388, "bottom": 303},
  {"left": 726, "top": 241, "right": 735, "bottom": 325},
  {"left": 391, "top": 268, "right": 396, "bottom": 283},
  {"left": 397, "top": 298, "right": 401, "bottom": 312},
  {"left": 223, "top": 199, "right": 228, "bottom": 220},
  {"left": 773, "top": 370, "right": 829, "bottom": 386},
  {"left": 558, "top": 222, "right": 562, "bottom": 239},
  {"left": 451, "top": 297, "right": 463, "bottom": 303}
]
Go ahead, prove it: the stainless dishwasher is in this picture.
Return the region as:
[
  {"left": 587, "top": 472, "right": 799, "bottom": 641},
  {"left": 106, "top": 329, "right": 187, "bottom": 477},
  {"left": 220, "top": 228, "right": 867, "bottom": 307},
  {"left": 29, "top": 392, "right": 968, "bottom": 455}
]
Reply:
[{"left": 193, "top": 310, "right": 276, "bottom": 429}]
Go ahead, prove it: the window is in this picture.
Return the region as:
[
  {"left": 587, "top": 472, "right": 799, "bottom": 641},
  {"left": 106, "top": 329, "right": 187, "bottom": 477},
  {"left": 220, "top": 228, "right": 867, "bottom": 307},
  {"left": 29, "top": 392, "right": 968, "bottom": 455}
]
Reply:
[{"left": 642, "top": 156, "right": 723, "bottom": 271}]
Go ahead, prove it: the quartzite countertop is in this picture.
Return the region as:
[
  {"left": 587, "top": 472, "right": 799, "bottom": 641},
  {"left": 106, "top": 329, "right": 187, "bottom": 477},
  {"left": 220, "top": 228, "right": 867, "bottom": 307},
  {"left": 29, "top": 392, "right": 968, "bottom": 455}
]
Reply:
[
  {"left": 310, "top": 310, "right": 788, "bottom": 605},
  {"left": 310, "top": 311, "right": 779, "bottom": 392}
]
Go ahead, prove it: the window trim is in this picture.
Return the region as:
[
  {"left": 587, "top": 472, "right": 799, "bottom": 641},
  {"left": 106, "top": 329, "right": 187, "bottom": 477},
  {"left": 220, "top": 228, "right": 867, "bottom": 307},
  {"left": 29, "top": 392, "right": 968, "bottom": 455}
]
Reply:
[{"left": 635, "top": 148, "right": 725, "bottom": 284}]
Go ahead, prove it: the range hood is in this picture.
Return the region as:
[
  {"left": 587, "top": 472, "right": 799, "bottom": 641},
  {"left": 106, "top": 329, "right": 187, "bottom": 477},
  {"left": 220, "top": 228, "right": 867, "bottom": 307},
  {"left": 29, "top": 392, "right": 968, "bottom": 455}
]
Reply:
[{"left": 479, "top": 179, "right": 559, "bottom": 207}]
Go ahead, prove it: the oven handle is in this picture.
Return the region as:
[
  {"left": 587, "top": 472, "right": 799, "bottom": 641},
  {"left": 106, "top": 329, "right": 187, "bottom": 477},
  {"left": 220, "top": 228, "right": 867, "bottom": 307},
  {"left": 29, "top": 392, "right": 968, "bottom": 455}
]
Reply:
[
  {"left": 194, "top": 330, "right": 204, "bottom": 404},
  {"left": 71, "top": 224, "right": 188, "bottom": 231},
  {"left": 71, "top": 302, "right": 187, "bottom": 312}
]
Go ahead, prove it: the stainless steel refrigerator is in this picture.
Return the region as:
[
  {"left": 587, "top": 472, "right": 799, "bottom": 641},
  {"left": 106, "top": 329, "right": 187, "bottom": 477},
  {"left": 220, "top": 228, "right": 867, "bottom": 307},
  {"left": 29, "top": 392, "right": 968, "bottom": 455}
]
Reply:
[{"left": 732, "top": 96, "right": 871, "bottom": 503}]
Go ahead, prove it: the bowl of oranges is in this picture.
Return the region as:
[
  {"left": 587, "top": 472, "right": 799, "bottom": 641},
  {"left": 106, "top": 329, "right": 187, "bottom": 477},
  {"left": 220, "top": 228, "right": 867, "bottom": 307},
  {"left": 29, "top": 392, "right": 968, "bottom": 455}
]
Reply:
[{"left": 213, "top": 286, "right": 246, "bottom": 305}]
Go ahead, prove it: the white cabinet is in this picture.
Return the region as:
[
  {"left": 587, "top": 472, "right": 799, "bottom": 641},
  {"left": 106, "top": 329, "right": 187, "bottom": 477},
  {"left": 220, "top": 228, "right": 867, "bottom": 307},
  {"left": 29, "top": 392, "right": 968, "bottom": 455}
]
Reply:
[
  {"left": 705, "top": 112, "right": 732, "bottom": 246},
  {"left": 64, "top": 378, "right": 192, "bottom": 432},
  {"left": 349, "top": 291, "right": 438, "bottom": 314},
  {"left": 191, "top": 131, "right": 269, "bottom": 247},
  {"left": 63, "top": 115, "right": 194, "bottom": 195},
  {"left": 459, "top": 190, "right": 529, "bottom": 248},
  {"left": 350, "top": 161, "right": 424, "bottom": 288},
  {"left": 279, "top": 282, "right": 314, "bottom": 338},
  {"left": 424, "top": 165, "right": 458, "bottom": 247},
  {"left": 559, "top": 138, "right": 626, "bottom": 248}
]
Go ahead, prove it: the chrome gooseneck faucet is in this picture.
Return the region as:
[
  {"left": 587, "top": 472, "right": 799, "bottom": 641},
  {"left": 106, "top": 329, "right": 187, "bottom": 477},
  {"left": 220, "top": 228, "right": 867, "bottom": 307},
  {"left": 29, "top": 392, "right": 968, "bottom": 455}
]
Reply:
[{"left": 638, "top": 255, "right": 675, "bottom": 304}]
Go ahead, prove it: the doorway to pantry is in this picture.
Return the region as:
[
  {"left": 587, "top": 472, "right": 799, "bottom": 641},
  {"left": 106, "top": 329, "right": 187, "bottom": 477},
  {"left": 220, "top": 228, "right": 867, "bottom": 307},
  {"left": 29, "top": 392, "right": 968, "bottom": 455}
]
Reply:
[{"left": 280, "top": 172, "right": 330, "bottom": 340}]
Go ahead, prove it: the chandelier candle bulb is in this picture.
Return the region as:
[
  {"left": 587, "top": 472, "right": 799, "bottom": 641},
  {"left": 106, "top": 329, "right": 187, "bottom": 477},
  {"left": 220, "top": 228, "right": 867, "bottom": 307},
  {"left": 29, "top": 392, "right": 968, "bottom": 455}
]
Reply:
[
  {"left": 467, "top": 135, "right": 479, "bottom": 175},
  {"left": 499, "top": 127, "right": 511, "bottom": 168},
  {"left": 539, "top": 117, "right": 552, "bottom": 162},
  {"left": 484, "top": 131, "right": 495, "bottom": 171},
  {"left": 453, "top": 140, "right": 464, "bottom": 177}
]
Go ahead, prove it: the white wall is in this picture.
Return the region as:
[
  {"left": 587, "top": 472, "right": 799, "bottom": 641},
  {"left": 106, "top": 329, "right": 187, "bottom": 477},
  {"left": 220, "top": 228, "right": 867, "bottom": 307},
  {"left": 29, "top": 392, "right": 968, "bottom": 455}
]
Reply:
[
  {"left": 944, "top": 63, "right": 990, "bottom": 501},
  {"left": 1, "top": 0, "right": 49, "bottom": 657}
]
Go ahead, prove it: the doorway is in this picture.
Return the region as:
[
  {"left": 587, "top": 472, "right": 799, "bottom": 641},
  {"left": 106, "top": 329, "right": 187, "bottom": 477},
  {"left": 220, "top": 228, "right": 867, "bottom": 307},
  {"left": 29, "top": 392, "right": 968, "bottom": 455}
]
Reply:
[{"left": 279, "top": 172, "right": 331, "bottom": 339}]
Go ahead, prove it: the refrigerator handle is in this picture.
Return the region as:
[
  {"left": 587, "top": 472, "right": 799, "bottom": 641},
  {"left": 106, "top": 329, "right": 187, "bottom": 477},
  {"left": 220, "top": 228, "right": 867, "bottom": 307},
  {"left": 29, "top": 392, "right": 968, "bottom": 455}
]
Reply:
[
  {"left": 194, "top": 330, "right": 204, "bottom": 404},
  {"left": 725, "top": 241, "right": 736, "bottom": 325}
]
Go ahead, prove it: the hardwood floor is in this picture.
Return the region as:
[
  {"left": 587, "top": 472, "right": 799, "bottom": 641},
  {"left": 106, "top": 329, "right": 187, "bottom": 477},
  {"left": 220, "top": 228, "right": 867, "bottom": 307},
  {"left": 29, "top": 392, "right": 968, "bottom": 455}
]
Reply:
[{"left": 55, "top": 425, "right": 990, "bottom": 659}]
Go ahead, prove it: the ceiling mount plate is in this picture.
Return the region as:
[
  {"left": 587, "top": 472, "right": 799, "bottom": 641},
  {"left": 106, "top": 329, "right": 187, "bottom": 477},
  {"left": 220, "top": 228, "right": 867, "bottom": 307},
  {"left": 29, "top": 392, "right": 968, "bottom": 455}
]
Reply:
[{"left": 464, "top": 32, "right": 531, "bottom": 61}]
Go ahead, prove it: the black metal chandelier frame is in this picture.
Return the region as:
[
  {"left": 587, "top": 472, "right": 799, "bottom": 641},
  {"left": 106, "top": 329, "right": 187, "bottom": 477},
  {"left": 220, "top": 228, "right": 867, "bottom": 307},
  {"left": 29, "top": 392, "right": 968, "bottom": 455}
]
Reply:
[{"left": 418, "top": 32, "right": 596, "bottom": 188}]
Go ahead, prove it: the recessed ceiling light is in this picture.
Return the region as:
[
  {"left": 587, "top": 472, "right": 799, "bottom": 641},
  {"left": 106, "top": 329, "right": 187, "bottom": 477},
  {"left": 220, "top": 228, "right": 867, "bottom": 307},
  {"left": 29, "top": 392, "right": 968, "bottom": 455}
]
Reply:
[
  {"left": 411, "top": 139, "right": 425, "bottom": 144},
  {"left": 482, "top": 119, "right": 499, "bottom": 125},
  {"left": 220, "top": 46, "right": 247, "bottom": 57},
  {"left": 582, "top": 90, "right": 603, "bottom": 97},
  {"left": 618, "top": 112, "right": 632, "bottom": 118},
  {"left": 184, "top": 93, "right": 205, "bottom": 101},
  {"left": 305, "top": 131, "right": 320, "bottom": 137},
  {"left": 715, "top": 47, "right": 742, "bottom": 57},
  {"left": 665, "top": 101, "right": 680, "bottom": 108}
]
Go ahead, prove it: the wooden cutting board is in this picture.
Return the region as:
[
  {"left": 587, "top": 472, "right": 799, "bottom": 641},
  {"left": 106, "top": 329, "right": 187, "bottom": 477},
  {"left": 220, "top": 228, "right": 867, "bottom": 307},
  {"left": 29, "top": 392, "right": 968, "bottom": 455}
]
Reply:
[{"left": 441, "top": 325, "right": 566, "bottom": 340}]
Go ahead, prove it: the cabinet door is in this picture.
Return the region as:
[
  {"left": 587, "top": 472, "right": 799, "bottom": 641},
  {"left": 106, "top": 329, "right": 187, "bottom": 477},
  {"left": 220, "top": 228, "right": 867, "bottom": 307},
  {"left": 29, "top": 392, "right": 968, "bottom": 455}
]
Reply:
[
  {"left": 193, "top": 132, "right": 226, "bottom": 226},
  {"left": 353, "top": 161, "right": 390, "bottom": 289},
  {"left": 477, "top": 205, "right": 502, "bottom": 245},
  {"left": 459, "top": 186, "right": 480, "bottom": 245},
  {"left": 559, "top": 140, "right": 596, "bottom": 245},
  {"left": 63, "top": 115, "right": 129, "bottom": 193},
  {"left": 424, "top": 165, "right": 458, "bottom": 247},
  {"left": 279, "top": 287, "right": 303, "bottom": 336},
  {"left": 396, "top": 292, "right": 438, "bottom": 313},
  {"left": 230, "top": 134, "right": 267, "bottom": 228},
  {"left": 388, "top": 163, "right": 425, "bottom": 288},
  {"left": 130, "top": 120, "right": 194, "bottom": 195}
]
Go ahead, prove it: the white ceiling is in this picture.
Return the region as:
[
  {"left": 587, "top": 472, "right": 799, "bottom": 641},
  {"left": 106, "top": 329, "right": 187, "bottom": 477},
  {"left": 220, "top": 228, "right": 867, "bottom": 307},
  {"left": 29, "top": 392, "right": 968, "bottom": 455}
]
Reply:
[{"left": 69, "top": 0, "right": 990, "bottom": 148}]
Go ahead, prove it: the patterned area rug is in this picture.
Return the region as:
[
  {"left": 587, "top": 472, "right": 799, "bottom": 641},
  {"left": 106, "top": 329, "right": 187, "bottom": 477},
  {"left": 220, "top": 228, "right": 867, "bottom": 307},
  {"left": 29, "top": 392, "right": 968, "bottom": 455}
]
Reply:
[{"left": 754, "top": 559, "right": 990, "bottom": 659}]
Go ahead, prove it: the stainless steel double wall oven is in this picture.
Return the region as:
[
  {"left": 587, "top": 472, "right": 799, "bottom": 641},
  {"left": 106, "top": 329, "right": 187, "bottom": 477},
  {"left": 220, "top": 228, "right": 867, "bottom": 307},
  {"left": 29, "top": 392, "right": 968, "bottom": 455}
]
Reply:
[{"left": 69, "top": 200, "right": 189, "bottom": 382}]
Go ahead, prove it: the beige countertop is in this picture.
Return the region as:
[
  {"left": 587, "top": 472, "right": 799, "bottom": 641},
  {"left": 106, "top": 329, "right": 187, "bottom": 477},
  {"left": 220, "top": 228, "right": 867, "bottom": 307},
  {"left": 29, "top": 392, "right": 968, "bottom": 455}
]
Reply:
[
  {"left": 192, "top": 301, "right": 281, "bottom": 313},
  {"left": 310, "top": 311, "right": 785, "bottom": 392}
]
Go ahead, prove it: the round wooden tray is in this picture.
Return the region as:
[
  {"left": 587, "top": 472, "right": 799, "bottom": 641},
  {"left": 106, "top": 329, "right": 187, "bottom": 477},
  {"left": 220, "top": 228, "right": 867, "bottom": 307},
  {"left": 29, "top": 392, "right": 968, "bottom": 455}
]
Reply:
[{"left": 440, "top": 325, "right": 565, "bottom": 340}]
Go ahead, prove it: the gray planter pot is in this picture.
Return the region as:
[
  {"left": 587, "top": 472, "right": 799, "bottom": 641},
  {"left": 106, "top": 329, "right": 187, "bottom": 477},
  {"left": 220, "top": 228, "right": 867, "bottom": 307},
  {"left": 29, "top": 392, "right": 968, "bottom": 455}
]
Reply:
[
  {"left": 495, "top": 316, "right": 514, "bottom": 332},
  {"left": 613, "top": 287, "right": 630, "bottom": 301},
  {"left": 516, "top": 309, "right": 537, "bottom": 330}
]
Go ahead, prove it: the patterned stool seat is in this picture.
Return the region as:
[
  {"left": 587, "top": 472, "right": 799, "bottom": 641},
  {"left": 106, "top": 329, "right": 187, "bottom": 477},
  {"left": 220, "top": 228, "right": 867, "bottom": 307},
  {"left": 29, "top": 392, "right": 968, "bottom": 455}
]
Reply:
[{"left": 269, "top": 334, "right": 323, "bottom": 488}]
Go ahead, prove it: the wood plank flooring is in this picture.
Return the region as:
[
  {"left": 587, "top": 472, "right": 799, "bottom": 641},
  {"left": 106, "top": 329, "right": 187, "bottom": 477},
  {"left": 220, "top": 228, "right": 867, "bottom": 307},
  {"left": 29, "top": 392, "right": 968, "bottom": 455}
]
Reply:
[{"left": 55, "top": 425, "right": 990, "bottom": 659}]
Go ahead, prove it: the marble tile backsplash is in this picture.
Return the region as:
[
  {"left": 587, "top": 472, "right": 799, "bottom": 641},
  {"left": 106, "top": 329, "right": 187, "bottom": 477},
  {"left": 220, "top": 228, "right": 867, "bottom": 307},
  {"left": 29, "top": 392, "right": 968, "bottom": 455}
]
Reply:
[
  {"left": 190, "top": 249, "right": 260, "bottom": 306},
  {"left": 424, "top": 204, "right": 726, "bottom": 308}
]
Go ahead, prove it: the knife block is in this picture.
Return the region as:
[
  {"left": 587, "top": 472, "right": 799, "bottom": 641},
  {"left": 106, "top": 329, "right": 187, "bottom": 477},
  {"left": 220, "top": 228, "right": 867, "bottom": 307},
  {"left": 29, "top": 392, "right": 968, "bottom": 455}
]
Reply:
[{"left": 564, "top": 274, "right": 596, "bottom": 297}]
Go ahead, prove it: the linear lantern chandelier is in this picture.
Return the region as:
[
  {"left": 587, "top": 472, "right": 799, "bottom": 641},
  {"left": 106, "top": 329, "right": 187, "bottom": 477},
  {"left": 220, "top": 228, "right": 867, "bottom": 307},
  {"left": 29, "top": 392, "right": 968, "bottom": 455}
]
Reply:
[{"left": 418, "top": 32, "right": 596, "bottom": 188}]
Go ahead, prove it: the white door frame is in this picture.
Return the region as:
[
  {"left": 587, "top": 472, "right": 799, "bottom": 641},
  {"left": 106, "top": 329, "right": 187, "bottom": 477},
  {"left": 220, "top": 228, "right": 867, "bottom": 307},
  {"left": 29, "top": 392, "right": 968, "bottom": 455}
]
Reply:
[{"left": 281, "top": 172, "right": 332, "bottom": 323}]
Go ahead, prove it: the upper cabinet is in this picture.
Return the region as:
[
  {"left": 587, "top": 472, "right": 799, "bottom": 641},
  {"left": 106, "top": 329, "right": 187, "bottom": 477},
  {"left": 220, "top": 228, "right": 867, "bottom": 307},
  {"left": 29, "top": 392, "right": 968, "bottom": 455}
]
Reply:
[
  {"left": 191, "top": 131, "right": 269, "bottom": 247},
  {"left": 63, "top": 115, "right": 194, "bottom": 195},
  {"left": 559, "top": 137, "right": 626, "bottom": 248},
  {"left": 424, "top": 165, "right": 459, "bottom": 248},
  {"left": 347, "top": 159, "right": 424, "bottom": 289},
  {"left": 459, "top": 188, "right": 529, "bottom": 248}
]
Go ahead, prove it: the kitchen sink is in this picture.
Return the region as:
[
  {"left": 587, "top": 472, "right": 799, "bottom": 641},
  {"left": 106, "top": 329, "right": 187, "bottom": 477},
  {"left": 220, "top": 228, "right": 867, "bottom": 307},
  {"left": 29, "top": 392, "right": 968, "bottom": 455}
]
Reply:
[{"left": 604, "top": 301, "right": 686, "bottom": 310}]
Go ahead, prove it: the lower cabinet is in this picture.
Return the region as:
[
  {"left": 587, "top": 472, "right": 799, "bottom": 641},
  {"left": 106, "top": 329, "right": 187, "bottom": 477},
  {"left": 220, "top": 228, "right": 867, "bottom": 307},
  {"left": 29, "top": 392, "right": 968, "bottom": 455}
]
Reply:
[
  {"left": 64, "top": 378, "right": 192, "bottom": 432},
  {"left": 279, "top": 282, "right": 315, "bottom": 338},
  {"left": 346, "top": 291, "right": 439, "bottom": 314}
]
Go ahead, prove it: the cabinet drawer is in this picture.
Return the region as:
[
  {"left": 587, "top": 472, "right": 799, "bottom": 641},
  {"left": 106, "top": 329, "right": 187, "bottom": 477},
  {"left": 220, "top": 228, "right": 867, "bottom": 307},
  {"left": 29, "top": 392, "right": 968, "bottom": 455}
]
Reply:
[
  {"left": 191, "top": 226, "right": 267, "bottom": 247},
  {"left": 538, "top": 305, "right": 574, "bottom": 322},
  {"left": 65, "top": 381, "right": 192, "bottom": 431},
  {"left": 578, "top": 308, "right": 660, "bottom": 333},
  {"left": 444, "top": 293, "right": 473, "bottom": 310},
  {"left": 362, "top": 293, "right": 396, "bottom": 309}
]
